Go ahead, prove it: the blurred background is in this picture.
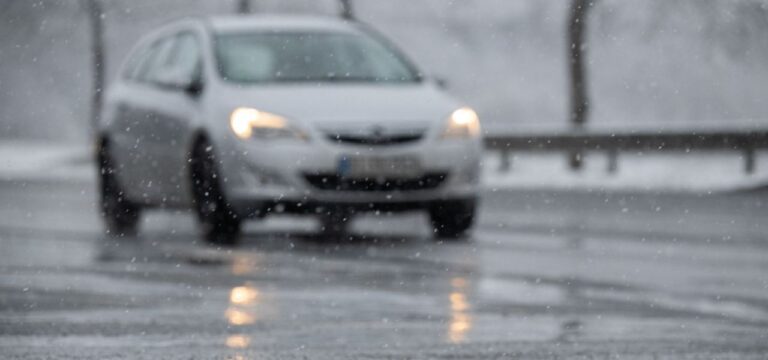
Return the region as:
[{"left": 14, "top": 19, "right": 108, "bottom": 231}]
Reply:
[{"left": 3, "top": 0, "right": 768, "bottom": 142}]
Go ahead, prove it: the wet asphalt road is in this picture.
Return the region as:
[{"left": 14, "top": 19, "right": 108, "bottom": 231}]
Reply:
[{"left": 1, "top": 176, "right": 768, "bottom": 359}]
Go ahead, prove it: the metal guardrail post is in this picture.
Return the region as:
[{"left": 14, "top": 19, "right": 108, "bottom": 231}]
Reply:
[
  {"left": 499, "top": 150, "right": 511, "bottom": 173},
  {"left": 607, "top": 149, "right": 618, "bottom": 174},
  {"left": 745, "top": 147, "right": 755, "bottom": 174},
  {"left": 568, "top": 151, "right": 582, "bottom": 172}
]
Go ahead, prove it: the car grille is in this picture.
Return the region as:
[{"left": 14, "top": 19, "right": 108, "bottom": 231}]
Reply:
[
  {"left": 325, "top": 133, "right": 423, "bottom": 146},
  {"left": 304, "top": 173, "right": 448, "bottom": 192}
]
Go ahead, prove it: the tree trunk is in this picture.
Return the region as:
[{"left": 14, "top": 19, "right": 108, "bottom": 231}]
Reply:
[
  {"left": 568, "top": 0, "right": 592, "bottom": 128},
  {"left": 85, "top": 0, "right": 104, "bottom": 136},
  {"left": 236, "top": 0, "right": 250, "bottom": 14},
  {"left": 339, "top": 0, "right": 354, "bottom": 20}
]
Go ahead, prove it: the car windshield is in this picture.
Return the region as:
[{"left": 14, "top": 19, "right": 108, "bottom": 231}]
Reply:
[{"left": 215, "top": 31, "right": 421, "bottom": 84}]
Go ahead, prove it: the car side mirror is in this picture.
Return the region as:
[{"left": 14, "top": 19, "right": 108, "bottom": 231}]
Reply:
[
  {"left": 185, "top": 77, "right": 204, "bottom": 96},
  {"left": 433, "top": 75, "right": 449, "bottom": 90},
  {"left": 156, "top": 69, "right": 203, "bottom": 96}
]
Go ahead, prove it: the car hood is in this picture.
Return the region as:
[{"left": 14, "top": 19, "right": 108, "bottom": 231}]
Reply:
[{"left": 217, "top": 83, "right": 461, "bottom": 134}]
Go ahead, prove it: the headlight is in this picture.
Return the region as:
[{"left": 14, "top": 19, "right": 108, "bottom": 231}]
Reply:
[
  {"left": 442, "top": 107, "right": 480, "bottom": 139},
  {"left": 230, "top": 107, "right": 308, "bottom": 141}
]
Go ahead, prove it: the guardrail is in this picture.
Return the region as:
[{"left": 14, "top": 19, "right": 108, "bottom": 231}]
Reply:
[{"left": 483, "top": 123, "right": 768, "bottom": 174}]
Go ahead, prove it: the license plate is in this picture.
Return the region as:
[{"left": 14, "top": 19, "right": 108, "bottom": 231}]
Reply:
[{"left": 338, "top": 155, "right": 422, "bottom": 178}]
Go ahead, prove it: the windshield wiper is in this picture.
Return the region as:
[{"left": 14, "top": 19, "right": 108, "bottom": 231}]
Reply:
[
  {"left": 270, "top": 74, "right": 384, "bottom": 83},
  {"left": 325, "top": 74, "right": 381, "bottom": 82}
]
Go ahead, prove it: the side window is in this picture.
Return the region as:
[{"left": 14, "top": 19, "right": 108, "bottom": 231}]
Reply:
[
  {"left": 167, "top": 32, "right": 203, "bottom": 83},
  {"left": 122, "top": 45, "right": 149, "bottom": 80},
  {"left": 135, "top": 37, "right": 175, "bottom": 83}
]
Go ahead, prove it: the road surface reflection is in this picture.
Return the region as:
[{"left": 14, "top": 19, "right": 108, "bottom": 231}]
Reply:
[
  {"left": 225, "top": 282, "right": 261, "bottom": 357},
  {"left": 448, "top": 276, "right": 472, "bottom": 343}
]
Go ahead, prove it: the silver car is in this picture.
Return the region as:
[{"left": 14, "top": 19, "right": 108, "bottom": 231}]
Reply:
[{"left": 98, "top": 15, "right": 482, "bottom": 244}]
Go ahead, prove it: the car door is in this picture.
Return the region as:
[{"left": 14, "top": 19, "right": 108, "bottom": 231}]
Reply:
[
  {"left": 110, "top": 37, "right": 176, "bottom": 204},
  {"left": 145, "top": 31, "right": 205, "bottom": 206}
]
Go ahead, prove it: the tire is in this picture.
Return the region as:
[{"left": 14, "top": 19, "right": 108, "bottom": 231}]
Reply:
[
  {"left": 189, "top": 139, "right": 241, "bottom": 245},
  {"left": 98, "top": 142, "right": 141, "bottom": 237},
  {"left": 318, "top": 208, "right": 353, "bottom": 239},
  {"left": 429, "top": 199, "right": 476, "bottom": 240}
]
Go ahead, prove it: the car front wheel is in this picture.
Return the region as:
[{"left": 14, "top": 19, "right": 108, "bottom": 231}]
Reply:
[
  {"left": 98, "top": 142, "right": 141, "bottom": 237},
  {"left": 318, "top": 208, "right": 353, "bottom": 239},
  {"left": 429, "top": 199, "right": 476, "bottom": 240},
  {"left": 190, "top": 139, "right": 241, "bottom": 245}
]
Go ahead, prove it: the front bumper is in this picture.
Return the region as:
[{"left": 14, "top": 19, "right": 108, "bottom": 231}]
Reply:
[{"left": 217, "top": 137, "right": 482, "bottom": 218}]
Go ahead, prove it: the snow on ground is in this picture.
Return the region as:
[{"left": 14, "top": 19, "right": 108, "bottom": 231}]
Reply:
[
  {"left": 0, "top": 141, "right": 93, "bottom": 182},
  {"left": 482, "top": 151, "right": 768, "bottom": 193},
  {"left": 2, "top": 141, "right": 768, "bottom": 193}
]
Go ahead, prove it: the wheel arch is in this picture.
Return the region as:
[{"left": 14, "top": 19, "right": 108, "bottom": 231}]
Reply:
[{"left": 95, "top": 132, "right": 111, "bottom": 160}]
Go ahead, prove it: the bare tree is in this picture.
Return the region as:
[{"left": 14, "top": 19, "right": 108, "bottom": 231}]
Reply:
[
  {"left": 567, "top": 0, "right": 594, "bottom": 169},
  {"left": 339, "top": 0, "right": 354, "bottom": 20},
  {"left": 84, "top": 0, "right": 105, "bottom": 135},
  {"left": 236, "top": 0, "right": 250, "bottom": 14}
]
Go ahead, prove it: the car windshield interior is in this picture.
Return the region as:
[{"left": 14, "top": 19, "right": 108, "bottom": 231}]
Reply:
[{"left": 215, "top": 31, "right": 421, "bottom": 84}]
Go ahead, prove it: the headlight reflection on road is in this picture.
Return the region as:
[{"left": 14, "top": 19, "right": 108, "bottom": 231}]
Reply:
[
  {"left": 231, "top": 256, "right": 256, "bottom": 275},
  {"left": 231, "top": 253, "right": 267, "bottom": 276},
  {"left": 225, "top": 307, "right": 256, "bottom": 326},
  {"left": 230, "top": 285, "right": 259, "bottom": 305},
  {"left": 225, "top": 283, "right": 260, "bottom": 326},
  {"left": 448, "top": 276, "right": 473, "bottom": 344},
  {"left": 226, "top": 334, "right": 251, "bottom": 360},
  {"left": 450, "top": 292, "right": 470, "bottom": 312},
  {"left": 224, "top": 283, "right": 261, "bottom": 355},
  {"left": 226, "top": 334, "right": 251, "bottom": 349}
]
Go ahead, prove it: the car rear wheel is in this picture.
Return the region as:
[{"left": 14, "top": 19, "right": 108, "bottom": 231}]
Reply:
[
  {"left": 429, "top": 199, "right": 476, "bottom": 240},
  {"left": 98, "top": 142, "right": 141, "bottom": 237},
  {"left": 190, "top": 139, "right": 241, "bottom": 245},
  {"left": 318, "top": 208, "right": 353, "bottom": 239}
]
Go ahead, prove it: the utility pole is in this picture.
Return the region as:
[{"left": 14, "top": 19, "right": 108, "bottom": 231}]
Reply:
[
  {"left": 339, "top": 0, "right": 354, "bottom": 20},
  {"left": 237, "top": 0, "right": 250, "bottom": 14},
  {"left": 567, "top": 0, "right": 593, "bottom": 170},
  {"left": 84, "top": 0, "right": 104, "bottom": 136}
]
